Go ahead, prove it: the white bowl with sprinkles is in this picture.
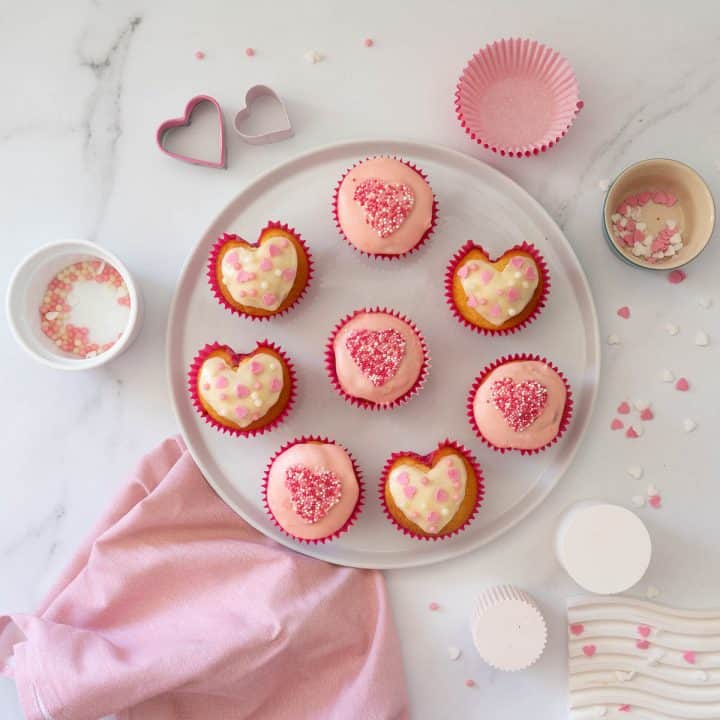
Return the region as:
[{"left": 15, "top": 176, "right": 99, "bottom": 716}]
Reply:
[
  {"left": 603, "top": 158, "right": 714, "bottom": 270},
  {"left": 6, "top": 239, "right": 142, "bottom": 370}
]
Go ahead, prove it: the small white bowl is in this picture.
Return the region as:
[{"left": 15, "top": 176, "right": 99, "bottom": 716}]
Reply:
[{"left": 6, "top": 239, "right": 142, "bottom": 370}]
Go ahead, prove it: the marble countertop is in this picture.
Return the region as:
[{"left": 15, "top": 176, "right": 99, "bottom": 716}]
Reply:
[{"left": 2, "top": 1, "right": 719, "bottom": 717}]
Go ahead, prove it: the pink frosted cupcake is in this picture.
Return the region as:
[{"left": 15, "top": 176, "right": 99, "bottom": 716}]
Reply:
[
  {"left": 326, "top": 308, "right": 429, "bottom": 409},
  {"left": 333, "top": 156, "right": 437, "bottom": 258},
  {"left": 468, "top": 355, "right": 572, "bottom": 454},
  {"left": 263, "top": 437, "right": 363, "bottom": 543}
]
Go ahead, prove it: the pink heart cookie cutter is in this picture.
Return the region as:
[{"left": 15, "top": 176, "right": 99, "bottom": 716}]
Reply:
[
  {"left": 156, "top": 94, "right": 226, "bottom": 169},
  {"left": 233, "top": 85, "right": 293, "bottom": 145}
]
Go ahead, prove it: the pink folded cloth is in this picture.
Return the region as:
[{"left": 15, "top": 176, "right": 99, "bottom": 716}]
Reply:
[{"left": 0, "top": 436, "right": 408, "bottom": 720}]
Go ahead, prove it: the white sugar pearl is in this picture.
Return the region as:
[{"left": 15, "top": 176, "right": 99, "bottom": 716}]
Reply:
[
  {"left": 441, "top": 508, "right": 449, "bottom": 516},
  {"left": 448, "top": 646, "right": 461, "bottom": 661},
  {"left": 260, "top": 281, "right": 268, "bottom": 290},
  {"left": 626, "top": 465, "right": 643, "bottom": 479},
  {"left": 250, "top": 391, "right": 259, "bottom": 399},
  {"left": 253, "top": 399, "right": 262, "bottom": 407},
  {"left": 683, "top": 418, "right": 697, "bottom": 433},
  {"left": 507, "top": 308, "right": 517, "bottom": 316},
  {"left": 514, "top": 272, "right": 522, "bottom": 279},
  {"left": 631, "top": 495, "right": 645, "bottom": 508},
  {"left": 269, "top": 362, "right": 276, "bottom": 370},
  {"left": 274, "top": 269, "right": 282, "bottom": 277}
]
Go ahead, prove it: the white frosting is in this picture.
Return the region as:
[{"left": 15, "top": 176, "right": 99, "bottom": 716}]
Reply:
[
  {"left": 198, "top": 351, "right": 283, "bottom": 428},
  {"left": 220, "top": 234, "right": 298, "bottom": 311},
  {"left": 457, "top": 255, "right": 539, "bottom": 326},
  {"left": 388, "top": 453, "right": 467, "bottom": 534}
]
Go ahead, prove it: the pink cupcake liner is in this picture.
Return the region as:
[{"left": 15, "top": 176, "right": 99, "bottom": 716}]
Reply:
[
  {"left": 207, "top": 221, "right": 313, "bottom": 321},
  {"left": 188, "top": 340, "right": 296, "bottom": 438},
  {"left": 331, "top": 156, "right": 438, "bottom": 260},
  {"left": 261, "top": 435, "right": 365, "bottom": 544},
  {"left": 324, "top": 307, "right": 430, "bottom": 410},
  {"left": 378, "top": 439, "right": 484, "bottom": 541},
  {"left": 444, "top": 240, "right": 550, "bottom": 335},
  {"left": 455, "top": 37, "right": 583, "bottom": 157},
  {"left": 466, "top": 353, "right": 573, "bottom": 455}
]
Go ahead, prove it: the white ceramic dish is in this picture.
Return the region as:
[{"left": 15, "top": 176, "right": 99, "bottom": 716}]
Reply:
[
  {"left": 166, "top": 139, "right": 600, "bottom": 569},
  {"left": 6, "top": 239, "right": 142, "bottom": 370}
]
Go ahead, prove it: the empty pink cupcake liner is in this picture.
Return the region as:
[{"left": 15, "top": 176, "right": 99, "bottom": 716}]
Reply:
[
  {"left": 261, "top": 435, "right": 365, "bottom": 544},
  {"left": 444, "top": 240, "right": 550, "bottom": 336},
  {"left": 188, "top": 340, "right": 296, "bottom": 438},
  {"left": 331, "top": 156, "right": 438, "bottom": 260},
  {"left": 207, "top": 220, "right": 313, "bottom": 321},
  {"left": 378, "top": 439, "right": 484, "bottom": 541},
  {"left": 466, "top": 353, "right": 573, "bottom": 455},
  {"left": 324, "top": 306, "right": 430, "bottom": 411},
  {"left": 455, "top": 37, "right": 583, "bottom": 157}
]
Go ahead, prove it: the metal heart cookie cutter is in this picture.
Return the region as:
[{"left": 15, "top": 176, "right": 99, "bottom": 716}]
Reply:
[
  {"left": 234, "top": 85, "right": 293, "bottom": 145},
  {"left": 156, "top": 94, "right": 226, "bottom": 169}
]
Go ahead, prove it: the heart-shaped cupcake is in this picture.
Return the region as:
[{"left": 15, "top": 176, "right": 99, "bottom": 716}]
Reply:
[
  {"left": 208, "top": 221, "right": 312, "bottom": 319},
  {"left": 380, "top": 441, "right": 483, "bottom": 539},
  {"left": 446, "top": 241, "right": 549, "bottom": 334},
  {"left": 188, "top": 341, "right": 295, "bottom": 436}
]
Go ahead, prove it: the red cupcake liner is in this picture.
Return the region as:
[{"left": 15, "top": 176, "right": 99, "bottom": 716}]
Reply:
[
  {"left": 444, "top": 240, "right": 550, "bottom": 335},
  {"left": 261, "top": 435, "right": 365, "bottom": 544},
  {"left": 455, "top": 37, "right": 582, "bottom": 158},
  {"left": 188, "top": 340, "right": 296, "bottom": 438},
  {"left": 324, "top": 307, "right": 430, "bottom": 411},
  {"left": 207, "top": 221, "right": 313, "bottom": 321},
  {"left": 466, "top": 353, "right": 573, "bottom": 455},
  {"left": 331, "top": 156, "right": 439, "bottom": 260},
  {"left": 378, "top": 439, "right": 484, "bottom": 541}
]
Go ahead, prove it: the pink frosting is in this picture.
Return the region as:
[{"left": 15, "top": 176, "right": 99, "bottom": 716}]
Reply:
[
  {"left": 333, "top": 312, "right": 424, "bottom": 404},
  {"left": 266, "top": 442, "right": 359, "bottom": 540},
  {"left": 473, "top": 361, "right": 567, "bottom": 450},
  {"left": 337, "top": 157, "right": 433, "bottom": 255}
]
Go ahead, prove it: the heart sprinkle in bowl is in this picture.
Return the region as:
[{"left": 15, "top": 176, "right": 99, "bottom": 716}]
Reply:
[
  {"left": 603, "top": 159, "right": 715, "bottom": 270},
  {"left": 6, "top": 239, "right": 142, "bottom": 370},
  {"left": 455, "top": 37, "right": 582, "bottom": 157}
]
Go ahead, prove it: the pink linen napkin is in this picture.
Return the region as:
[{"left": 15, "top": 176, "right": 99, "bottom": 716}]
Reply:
[{"left": 0, "top": 436, "right": 408, "bottom": 720}]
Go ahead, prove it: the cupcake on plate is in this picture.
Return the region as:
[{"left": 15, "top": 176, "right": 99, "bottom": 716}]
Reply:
[
  {"left": 380, "top": 440, "right": 483, "bottom": 540},
  {"left": 208, "top": 221, "right": 312, "bottom": 319},
  {"left": 446, "top": 241, "right": 549, "bottom": 334},
  {"left": 188, "top": 341, "right": 295, "bottom": 437},
  {"left": 263, "top": 437, "right": 363, "bottom": 543},
  {"left": 333, "top": 156, "right": 437, "bottom": 258},
  {"left": 326, "top": 308, "right": 429, "bottom": 409},
  {"left": 468, "top": 354, "right": 572, "bottom": 454}
]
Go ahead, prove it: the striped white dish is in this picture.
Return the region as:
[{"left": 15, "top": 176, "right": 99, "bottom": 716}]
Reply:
[{"left": 568, "top": 596, "right": 720, "bottom": 719}]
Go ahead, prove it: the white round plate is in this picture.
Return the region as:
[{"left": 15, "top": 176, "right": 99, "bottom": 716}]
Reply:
[{"left": 167, "top": 139, "right": 599, "bottom": 569}]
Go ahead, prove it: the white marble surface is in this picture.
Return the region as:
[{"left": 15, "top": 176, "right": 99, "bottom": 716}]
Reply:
[{"left": 1, "top": 1, "right": 719, "bottom": 717}]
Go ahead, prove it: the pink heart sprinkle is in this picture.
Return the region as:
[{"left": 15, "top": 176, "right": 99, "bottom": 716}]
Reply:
[
  {"left": 489, "top": 303, "right": 502, "bottom": 317},
  {"left": 611, "top": 418, "right": 624, "bottom": 431},
  {"left": 215, "top": 376, "right": 229, "bottom": 389},
  {"left": 668, "top": 269, "right": 686, "bottom": 284},
  {"left": 638, "top": 191, "right": 652, "bottom": 205},
  {"left": 582, "top": 645, "right": 596, "bottom": 657},
  {"left": 448, "top": 467, "right": 460, "bottom": 481},
  {"left": 640, "top": 408, "right": 654, "bottom": 421},
  {"left": 617, "top": 306, "right": 631, "bottom": 319},
  {"left": 627, "top": 195, "right": 639, "bottom": 207},
  {"left": 435, "top": 488, "right": 448, "bottom": 502},
  {"left": 420, "top": 476, "right": 429, "bottom": 486},
  {"left": 281, "top": 268, "right": 296, "bottom": 282},
  {"left": 637, "top": 625, "right": 651, "bottom": 637},
  {"left": 570, "top": 623, "right": 584, "bottom": 636},
  {"left": 253, "top": 381, "right": 262, "bottom": 390},
  {"left": 626, "top": 427, "right": 639, "bottom": 439},
  {"left": 457, "top": 265, "right": 470, "bottom": 279},
  {"left": 636, "top": 639, "right": 650, "bottom": 650},
  {"left": 480, "top": 270, "right": 494, "bottom": 284},
  {"left": 237, "top": 270, "right": 255, "bottom": 282},
  {"left": 396, "top": 471, "right": 410, "bottom": 486},
  {"left": 467, "top": 294, "right": 479, "bottom": 308},
  {"left": 268, "top": 244, "right": 282, "bottom": 257},
  {"left": 263, "top": 293, "right": 278, "bottom": 307},
  {"left": 653, "top": 191, "right": 667, "bottom": 205},
  {"left": 648, "top": 494, "right": 662, "bottom": 509},
  {"left": 617, "top": 401, "right": 631, "bottom": 414},
  {"left": 665, "top": 193, "right": 677, "bottom": 207},
  {"left": 618, "top": 705, "right": 631, "bottom": 713},
  {"left": 675, "top": 377, "right": 690, "bottom": 391},
  {"left": 276, "top": 237, "right": 289, "bottom": 249},
  {"left": 225, "top": 251, "right": 238, "bottom": 265},
  {"left": 235, "top": 384, "right": 250, "bottom": 398},
  {"left": 507, "top": 287, "right": 520, "bottom": 302},
  {"left": 203, "top": 382, "right": 211, "bottom": 391},
  {"left": 259, "top": 258, "right": 273, "bottom": 271},
  {"left": 270, "top": 377, "right": 282, "bottom": 392},
  {"left": 250, "top": 360, "right": 263, "bottom": 375},
  {"left": 234, "top": 405, "right": 248, "bottom": 420},
  {"left": 525, "top": 266, "right": 537, "bottom": 281},
  {"left": 403, "top": 485, "right": 417, "bottom": 499},
  {"left": 427, "top": 511, "right": 439, "bottom": 522},
  {"left": 511, "top": 256, "right": 525, "bottom": 269},
  {"left": 683, "top": 651, "right": 696, "bottom": 664}
]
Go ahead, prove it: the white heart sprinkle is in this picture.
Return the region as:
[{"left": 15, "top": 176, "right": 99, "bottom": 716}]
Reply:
[
  {"left": 665, "top": 323, "right": 679, "bottom": 336},
  {"left": 698, "top": 296, "right": 712, "bottom": 309},
  {"left": 303, "top": 49, "right": 324, "bottom": 64},
  {"left": 647, "top": 650, "right": 665, "bottom": 666},
  {"left": 611, "top": 213, "right": 621, "bottom": 223},
  {"left": 683, "top": 418, "right": 697, "bottom": 433},
  {"left": 598, "top": 179, "right": 609, "bottom": 191},
  {"left": 666, "top": 219, "right": 677, "bottom": 230},
  {"left": 634, "top": 400, "right": 650, "bottom": 411},
  {"left": 646, "top": 585, "right": 660, "bottom": 599},
  {"left": 607, "top": 334, "right": 621, "bottom": 345},
  {"left": 594, "top": 708, "right": 608, "bottom": 718},
  {"left": 626, "top": 465, "right": 644, "bottom": 479},
  {"left": 448, "top": 646, "right": 461, "bottom": 661},
  {"left": 633, "top": 424, "right": 644, "bottom": 437},
  {"left": 695, "top": 331, "right": 710, "bottom": 347},
  {"left": 647, "top": 484, "right": 660, "bottom": 497},
  {"left": 661, "top": 369, "right": 675, "bottom": 383},
  {"left": 694, "top": 670, "right": 709, "bottom": 682},
  {"left": 631, "top": 495, "right": 645, "bottom": 508}
]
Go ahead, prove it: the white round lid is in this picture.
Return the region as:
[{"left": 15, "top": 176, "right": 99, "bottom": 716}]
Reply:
[{"left": 557, "top": 503, "right": 652, "bottom": 594}]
